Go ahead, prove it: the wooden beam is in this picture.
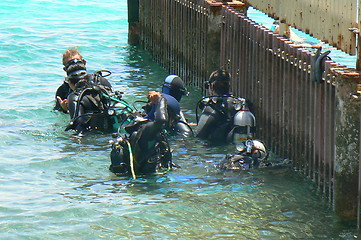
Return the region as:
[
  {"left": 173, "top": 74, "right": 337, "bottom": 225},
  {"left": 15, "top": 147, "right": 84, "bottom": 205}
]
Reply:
[{"left": 205, "top": 0, "right": 245, "bottom": 7}]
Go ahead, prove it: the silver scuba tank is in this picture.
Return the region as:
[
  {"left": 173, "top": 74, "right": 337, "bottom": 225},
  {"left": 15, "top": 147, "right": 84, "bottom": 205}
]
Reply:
[
  {"left": 232, "top": 100, "right": 268, "bottom": 163},
  {"left": 234, "top": 138, "right": 269, "bottom": 163},
  {"left": 233, "top": 109, "right": 256, "bottom": 144}
]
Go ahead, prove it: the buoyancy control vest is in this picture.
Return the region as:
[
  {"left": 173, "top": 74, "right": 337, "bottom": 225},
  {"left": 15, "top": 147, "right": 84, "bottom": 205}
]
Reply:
[
  {"left": 66, "top": 74, "right": 133, "bottom": 134},
  {"left": 109, "top": 97, "right": 173, "bottom": 177},
  {"left": 66, "top": 82, "right": 112, "bottom": 133},
  {"left": 109, "top": 129, "right": 172, "bottom": 177},
  {"left": 196, "top": 95, "right": 251, "bottom": 144}
]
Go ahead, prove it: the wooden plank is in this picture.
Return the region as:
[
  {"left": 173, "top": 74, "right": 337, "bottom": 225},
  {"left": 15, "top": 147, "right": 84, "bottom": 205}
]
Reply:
[{"left": 205, "top": 0, "right": 245, "bottom": 7}]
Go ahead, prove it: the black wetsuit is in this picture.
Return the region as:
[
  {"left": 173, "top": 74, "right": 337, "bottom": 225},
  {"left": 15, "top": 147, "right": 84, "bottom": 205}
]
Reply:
[
  {"left": 110, "top": 96, "right": 171, "bottom": 175},
  {"left": 54, "top": 73, "right": 112, "bottom": 112},
  {"left": 196, "top": 95, "right": 244, "bottom": 145},
  {"left": 146, "top": 93, "right": 193, "bottom": 137},
  {"left": 131, "top": 96, "right": 168, "bottom": 173}
]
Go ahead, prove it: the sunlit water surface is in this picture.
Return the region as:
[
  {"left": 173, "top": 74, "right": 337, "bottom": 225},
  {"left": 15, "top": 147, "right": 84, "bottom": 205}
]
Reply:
[{"left": 0, "top": 0, "right": 359, "bottom": 239}]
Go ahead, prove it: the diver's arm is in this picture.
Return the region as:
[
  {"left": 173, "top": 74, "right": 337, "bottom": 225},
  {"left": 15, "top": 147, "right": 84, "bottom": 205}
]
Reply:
[
  {"left": 67, "top": 93, "right": 77, "bottom": 119},
  {"left": 134, "top": 95, "right": 168, "bottom": 145},
  {"left": 66, "top": 93, "right": 88, "bottom": 133},
  {"left": 196, "top": 106, "right": 217, "bottom": 139},
  {"left": 153, "top": 96, "right": 167, "bottom": 127},
  {"left": 54, "top": 82, "right": 70, "bottom": 112},
  {"left": 147, "top": 91, "right": 167, "bottom": 127},
  {"left": 56, "top": 96, "right": 68, "bottom": 112}
]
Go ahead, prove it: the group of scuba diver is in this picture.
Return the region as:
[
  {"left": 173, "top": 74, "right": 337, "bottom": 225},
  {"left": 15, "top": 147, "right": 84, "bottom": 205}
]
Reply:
[{"left": 55, "top": 48, "right": 269, "bottom": 178}]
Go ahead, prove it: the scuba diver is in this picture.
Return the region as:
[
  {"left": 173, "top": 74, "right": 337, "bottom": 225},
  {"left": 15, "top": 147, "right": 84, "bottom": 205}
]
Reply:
[
  {"left": 63, "top": 51, "right": 129, "bottom": 134},
  {"left": 109, "top": 91, "right": 173, "bottom": 178},
  {"left": 218, "top": 138, "right": 269, "bottom": 170},
  {"left": 196, "top": 69, "right": 255, "bottom": 145},
  {"left": 54, "top": 48, "right": 112, "bottom": 113},
  {"left": 144, "top": 75, "right": 193, "bottom": 137},
  {"left": 161, "top": 74, "right": 188, "bottom": 102},
  {"left": 196, "top": 69, "right": 270, "bottom": 169},
  {"left": 109, "top": 75, "right": 193, "bottom": 177},
  {"left": 219, "top": 107, "right": 270, "bottom": 171}
]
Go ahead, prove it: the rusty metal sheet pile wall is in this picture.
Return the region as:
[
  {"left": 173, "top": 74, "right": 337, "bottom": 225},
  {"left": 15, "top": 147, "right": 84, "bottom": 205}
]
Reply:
[
  {"left": 139, "top": 0, "right": 210, "bottom": 87},
  {"left": 244, "top": 0, "right": 357, "bottom": 55},
  {"left": 138, "top": 1, "right": 361, "bottom": 220},
  {"left": 220, "top": 6, "right": 343, "bottom": 201}
]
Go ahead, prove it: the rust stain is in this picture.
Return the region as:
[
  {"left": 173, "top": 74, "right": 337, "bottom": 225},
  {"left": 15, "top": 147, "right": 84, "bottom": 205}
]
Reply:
[
  {"left": 357, "top": 84, "right": 361, "bottom": 93},
  {"left": 331, "top": 68, "right": 361, "bottom": 79},
  {"left": 338, "top": 34, "right": 343, "bottom": 47}
]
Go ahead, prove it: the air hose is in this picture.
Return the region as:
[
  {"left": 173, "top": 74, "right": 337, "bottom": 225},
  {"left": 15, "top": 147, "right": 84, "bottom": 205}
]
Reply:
[
  {"left": 126, "top": 140, "right": 136, "bottom": 179},
  {"left": 101, "top": 93, "right": 134, "bottom": 112}
]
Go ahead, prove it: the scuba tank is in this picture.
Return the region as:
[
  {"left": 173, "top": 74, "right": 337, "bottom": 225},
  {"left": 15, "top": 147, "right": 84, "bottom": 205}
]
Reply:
[
  {"left": 232, "top": 99, "right": 256, "bottom": 144},
  {"left": 109, "top": 121, "right": 173, "bottom": 178},
  {"left": 232, "top": 101, "right": 269, "bottom": 162},
  {"left": 219, "top": 138, "right": 269, "bottom": 171},
  {"left": 235, "top": 138, "right": 268, "bottom": 162},
  {"left": 221, "top": 99, "right": 269, "bottom": 170}
]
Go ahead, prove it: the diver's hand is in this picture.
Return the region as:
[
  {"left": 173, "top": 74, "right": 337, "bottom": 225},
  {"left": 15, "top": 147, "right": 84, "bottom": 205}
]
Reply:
[
  {"left": 57, "top": 96, "right": 68, "bottom": 112},
  {"left": 147, "top": 91, "right": 161, "bottom": 104}
]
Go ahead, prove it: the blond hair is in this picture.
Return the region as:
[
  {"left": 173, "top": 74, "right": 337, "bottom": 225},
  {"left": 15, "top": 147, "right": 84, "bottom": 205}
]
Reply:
[{"left": 62, "top": 48, "right": 83, "bottom": 65}]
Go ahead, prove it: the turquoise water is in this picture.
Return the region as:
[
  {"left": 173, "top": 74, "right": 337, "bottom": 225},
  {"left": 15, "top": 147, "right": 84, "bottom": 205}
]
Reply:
[{"left": 0, "top": 0, "right": 359, "bottom": 239}]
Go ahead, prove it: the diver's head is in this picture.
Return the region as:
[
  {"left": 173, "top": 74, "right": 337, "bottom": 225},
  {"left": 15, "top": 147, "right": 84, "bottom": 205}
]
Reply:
[
  {"left": 62, "top": 48, "right": 85, "bottom": 65},
  {"left": 235, "top": 139, "right": 268, "bottom": 162},
  {"left": 62, "top": 48, "right": 87, "bottom": 75},
  {"left": 62, "top": 48, "right": 87, "bottom": 90},
  {"left": 162, "top": 75, "right": 188, "bottom": 102},
  {"left": 207, "top": 70, "right": 231, "bottom": 95}
]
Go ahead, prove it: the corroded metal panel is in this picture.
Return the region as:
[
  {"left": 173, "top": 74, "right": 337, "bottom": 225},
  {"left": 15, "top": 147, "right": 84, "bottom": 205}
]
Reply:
[
  {"left": 139, "top": 0, "right": 211, "bottom": 86},
  {"left": 219, "top": 5, "right": 348, "bottom": 207},
  {"left": 245, "top": 0, "right": 357, "bottom": 55},
  {"left": 139, "top": 1, "right": 360, "bottom": 221}
]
